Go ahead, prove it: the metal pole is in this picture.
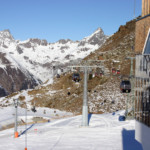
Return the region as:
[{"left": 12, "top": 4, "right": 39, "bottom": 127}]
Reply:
[
  {"left": 126, "top": 57, "right": 135, "bottom": 118},
  {"left": 68, "top": 61, "right": 104, "bottom": 126},
  {"left": 25, "top": 103, "right": 27, "bottom": 150},
  {"left": 126, "top": 93, "right": 129, "bottom": 117},
  {"left": 135, "top": 77, "right": 138, "bottom": 119},
  {"left": 139, "top": 78, "right": 143, "bottom": 122},
  {"left": 131, "top": 58, "right": 133, "bottom": 76},
  {"left": 52, "top": 66, "right": 56, "bottom": 83},
  {"left": 134, "top": 0, "right": 136, "bottom": 19},
  {"left": 14, "top": 99, "right": 18, "bottom": 138},
  {"left": 52, "top": 66, "right": 54, "bottom": 82},
  {"left": 131, "top": 58, "right": 135, "bottom": 117},
  {"left": 82, "top": 66, "right": 88, "bottom": 126}
]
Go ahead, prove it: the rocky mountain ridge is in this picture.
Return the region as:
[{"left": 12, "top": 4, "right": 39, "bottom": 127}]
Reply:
[{"left": 0, "top": 27, "right": 108, "bottom": 96}]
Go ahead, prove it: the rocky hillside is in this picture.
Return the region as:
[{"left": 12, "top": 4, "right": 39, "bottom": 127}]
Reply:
[
  {"left": 0, "top": 19, "right": 136, "bottom": 114},
  {"left": 0, "top": 51, "right": 41, "bottom": 97},
  {"left": 86, "top": 20, "right": 136, "bottom": 75}
]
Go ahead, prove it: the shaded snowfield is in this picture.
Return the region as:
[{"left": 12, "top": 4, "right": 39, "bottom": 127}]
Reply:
[{"left": 0, "top": 110, "right": 143, "bottom": 150}]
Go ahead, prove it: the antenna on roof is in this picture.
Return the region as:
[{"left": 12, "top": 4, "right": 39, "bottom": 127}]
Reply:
[{"left": 134, "top": 0, "right": 136, "bottom": 19}]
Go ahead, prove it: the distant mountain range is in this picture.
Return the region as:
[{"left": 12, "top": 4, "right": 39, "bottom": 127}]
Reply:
[{"left": 0, "top": 28, "right": 108, "bottom": 96}]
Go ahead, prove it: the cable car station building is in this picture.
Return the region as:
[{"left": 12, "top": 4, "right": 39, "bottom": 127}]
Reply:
[{"left": 134, "top": 0, "right": 150, "bottom": 149}]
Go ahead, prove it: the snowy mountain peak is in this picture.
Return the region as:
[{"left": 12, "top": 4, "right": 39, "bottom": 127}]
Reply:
[
  {"left": 90, "top": 27, "right": 105, "bottom": 39},
  {"left": 57, "top": 39, "right": 73, "bottom": 44},
  {"left": 94, "top": 27, "right": 103, "bottom": 33},
  {"left": 0, "top": 27, "right": 109, "bottom": 85},
  {"left": 0, "top": 29, "right": 14, "bottom": 40},
  {"left": 28, "top": 38, "right": 48, "bottom": 46},
  {"left": 80, "top": 27, "right": 108, "bottom": 46}
]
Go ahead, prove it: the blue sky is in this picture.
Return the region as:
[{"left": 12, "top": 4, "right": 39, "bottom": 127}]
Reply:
[{"left": 0, "top": 0, "right": 141, "bottom": 42}]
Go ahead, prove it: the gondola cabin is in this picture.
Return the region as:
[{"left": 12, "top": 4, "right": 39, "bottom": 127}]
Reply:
[
  {"left": 57, "top": 74, "right": 60, "bottom": 78},
  {"left": 120, "top": 80, "right": 131, "bottom": 93},
  {"left": 31, "top": 106, "right": 37, "bottom": 113},
  {"left": 116, "top": 69, "right": 120, "bottom": 75},
  {"left": 72, "top": 73, "right": 80, "bottom": 82},
  {"left": 112, "top": 68, "right": 116, "bottom": 74},
  {"left": 100, "top": 72, "right": 103, "bottom": 76}
]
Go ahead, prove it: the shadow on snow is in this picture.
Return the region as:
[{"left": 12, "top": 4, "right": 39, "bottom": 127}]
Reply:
[
  {"left": 88, "top": 113, "right": 92, "bottom": 125},
  {"left": 19, "top": 124, "right": 35, "bottom": 137},
  {"left": 122, "top": 129, "right": 143, "bottom": 150}
]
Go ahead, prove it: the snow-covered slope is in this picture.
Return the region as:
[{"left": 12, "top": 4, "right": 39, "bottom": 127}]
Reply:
[
  {"left": 0, "top": 107, "right": 142, "bottom": 150},
  {"left": 0, "top": 28, "right": 108, "bottom": 82},
  {"left": 0, "top": 49, "right": 41, "bottom": 96}
]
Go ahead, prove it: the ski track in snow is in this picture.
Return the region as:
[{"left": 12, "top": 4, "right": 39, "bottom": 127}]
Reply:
[{"left": 0, "top": 110, "right": 139, "bottom": 150}]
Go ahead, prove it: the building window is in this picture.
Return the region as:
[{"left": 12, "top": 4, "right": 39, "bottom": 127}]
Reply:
[{"left": 143, "top": 30, "right": 150, "bottom": 54}]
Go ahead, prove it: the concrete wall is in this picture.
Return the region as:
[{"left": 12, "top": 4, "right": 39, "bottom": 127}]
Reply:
[
  {"left": 135, "top": 120, "right": 150, "bottom": 150},
  {"left": 135, "top": 16, "right": 150, "bottom": 53}
]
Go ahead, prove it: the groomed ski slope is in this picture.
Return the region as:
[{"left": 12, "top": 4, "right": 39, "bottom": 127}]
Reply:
[{"left": 0, "top": 111, "right": 143, "bottom": 150}]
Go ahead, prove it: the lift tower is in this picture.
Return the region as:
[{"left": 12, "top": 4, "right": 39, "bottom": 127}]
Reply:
[{"left": 69, "top": 60, "right": 105, "bottom": 126}]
